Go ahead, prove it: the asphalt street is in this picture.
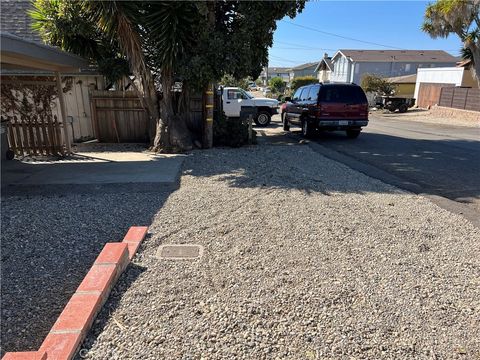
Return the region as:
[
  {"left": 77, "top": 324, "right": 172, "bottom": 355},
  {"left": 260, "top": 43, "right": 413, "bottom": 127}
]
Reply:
[{"left": 269, "top": 113, "right": 480, "bottom": 226}]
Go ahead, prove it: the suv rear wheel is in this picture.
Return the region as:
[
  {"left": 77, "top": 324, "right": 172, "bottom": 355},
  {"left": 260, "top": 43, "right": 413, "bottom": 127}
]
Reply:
[
  {"left": 282, "top": 112, "right": 290, "bottom": 131},
  {"left": 346, "top": 129, "right": 361, "bottom": 139},
  {"left": 301, "top": 119, "right": 314, "bottom": 138},
  {"left": 255, "top": 111, "right": 271, "bottom": 127}
]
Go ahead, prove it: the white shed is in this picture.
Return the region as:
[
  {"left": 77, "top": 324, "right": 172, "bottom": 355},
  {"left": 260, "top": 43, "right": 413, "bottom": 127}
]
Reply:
[{"left": 414, "top": 67, "right": 477, "bottom": 100}]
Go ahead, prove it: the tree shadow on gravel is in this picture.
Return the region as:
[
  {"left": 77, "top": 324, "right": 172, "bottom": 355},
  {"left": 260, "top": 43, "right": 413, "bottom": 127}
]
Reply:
[
  {"left": 0, "top": 185, "right": 175, "bottom": 356},
  {"left": 183, "top": 130, "right": 480, "bottom": 204},
  {"left": 72, "top": 263, "right": 147, "bottom": 360}
]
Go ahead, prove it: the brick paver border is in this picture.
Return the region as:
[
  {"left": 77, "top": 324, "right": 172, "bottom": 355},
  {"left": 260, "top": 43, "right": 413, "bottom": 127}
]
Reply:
[{"left": 2, "top": 226, "right": 149, "bottom": 360}]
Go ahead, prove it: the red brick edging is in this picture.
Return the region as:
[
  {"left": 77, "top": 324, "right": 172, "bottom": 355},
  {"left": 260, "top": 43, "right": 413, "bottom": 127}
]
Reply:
[{"left": 3, "top": 226, "right": 149, "bottom": 360}]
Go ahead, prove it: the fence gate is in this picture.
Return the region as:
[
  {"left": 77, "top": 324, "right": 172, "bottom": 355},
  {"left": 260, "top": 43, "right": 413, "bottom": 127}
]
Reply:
[
  {"left": 417, "top": 83, "right": 454, "bottom": 109},
  {"left": 90, "top": 91, "right": 148, "bottom": 143},
  {"left": 3, "top": 114, "right": 66, "bottom": 157}
]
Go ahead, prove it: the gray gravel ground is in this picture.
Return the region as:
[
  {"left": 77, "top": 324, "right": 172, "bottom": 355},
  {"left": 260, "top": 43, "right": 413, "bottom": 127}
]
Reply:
[
  {"left": 78, "top": 144, "right": 480, "bottom": 359},
  {"left": 0, "top": 189, "right": 172, "bottom": 356}
]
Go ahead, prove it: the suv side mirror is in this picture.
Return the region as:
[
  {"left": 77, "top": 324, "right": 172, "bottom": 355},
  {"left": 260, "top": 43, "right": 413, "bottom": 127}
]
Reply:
[{"left": 284, "top": 96, "right": 291, "bottom": 102}]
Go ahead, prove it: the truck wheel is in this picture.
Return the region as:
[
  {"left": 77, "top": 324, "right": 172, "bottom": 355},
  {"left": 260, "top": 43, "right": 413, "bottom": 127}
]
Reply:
[
  {"left": 301, "top": 119, "right": 314, "bottom": 138},
  {"left": 399, "top": 104, "right": 408, "bottom": 113},
  {"left": 255, "top": 111, "right": 271, "bottom": 127},
  {"left": 346, "top": 129, "right": 361, "bottom": 139},
  {"left": 282, "top": 113, "right": 290, "bottom": 131}
]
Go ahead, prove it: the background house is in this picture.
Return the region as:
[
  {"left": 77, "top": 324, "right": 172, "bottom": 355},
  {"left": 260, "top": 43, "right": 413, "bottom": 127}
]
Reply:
[
  {"left": 260, "top": 67, "right": 291, "bottom": 85},
  {"left": 289, "top": 62, "right": 318, "bottom": 80},
  {"left": 330, "top": 49, "right": 457, "bottom": 84},
  {"left": 314, "top": 54, "right": 333, "bottom": 82},
  {"left": 386, "top": 74, "right": 417, "bottom": 97}
]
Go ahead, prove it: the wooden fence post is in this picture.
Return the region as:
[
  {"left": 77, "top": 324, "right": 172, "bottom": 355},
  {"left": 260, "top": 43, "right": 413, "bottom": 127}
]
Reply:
[{"left": 56, "top": 71, "right": 71, "bottom": 154}]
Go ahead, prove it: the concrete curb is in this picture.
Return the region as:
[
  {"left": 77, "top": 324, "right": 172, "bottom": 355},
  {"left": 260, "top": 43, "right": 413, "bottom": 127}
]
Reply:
[{"left": 2, "top": 226, "right": 149, "bottom": 360}]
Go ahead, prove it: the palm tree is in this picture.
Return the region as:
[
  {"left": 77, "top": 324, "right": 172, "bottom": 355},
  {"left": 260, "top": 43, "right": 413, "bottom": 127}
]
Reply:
[
  {"left": 422, "top": 0, "right": 480, "bottom": 87},
  {"left": 31, "top": 0, "right": 198, "bottom": 151}
]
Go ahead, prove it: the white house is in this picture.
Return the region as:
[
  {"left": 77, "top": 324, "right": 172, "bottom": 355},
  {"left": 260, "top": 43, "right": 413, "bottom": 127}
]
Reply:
[
  {"left": 314, "top": 54, "right": 333, "bottom": 82},
  {"left": 330, "top": 49, "right": 458, "bottom": 84}
]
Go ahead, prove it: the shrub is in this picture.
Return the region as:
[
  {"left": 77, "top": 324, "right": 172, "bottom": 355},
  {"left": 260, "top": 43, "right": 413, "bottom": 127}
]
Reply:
[
  {"left": 290, "top": 76, "right": 317, "bottom": 91},
  {"left": 269, "top": 77, "right": 285, "bottom": 93},
  {"left": 213, "top": 112, "right": 255, "bottom": 147},
  {"left": 361, "top": 74, "right": 396, "bottom": 96}
]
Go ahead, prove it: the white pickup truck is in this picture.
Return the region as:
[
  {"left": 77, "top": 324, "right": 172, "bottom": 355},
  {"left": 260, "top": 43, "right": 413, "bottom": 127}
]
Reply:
[{"left": 221, "top": 87, "right": 279, "bottom": 126}]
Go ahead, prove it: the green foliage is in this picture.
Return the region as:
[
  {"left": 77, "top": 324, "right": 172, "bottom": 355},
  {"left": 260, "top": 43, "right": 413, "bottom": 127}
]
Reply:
[
  {"left": 269, "top": 77, "right": 285, "bottom": 93},
  {"left": 461, "top": 47, "right": 473, "bottom": 63},
  {"left": 422, "top": 0, "right": 480, "bottom": 86},
  {"left": 29, "top": 0, "right": 130, "bottom": 84},
  {"left": 361, "top": 74, "right": 397, "bottom": 96},
  {"left": 290, "top": 76, "right": 317, "bottom": 91},
  {"left": 422, "top": 0, "right": 479, "bottom": 42},
  {"left": 219, "top": 74, "right": 250, "bottom": 90},
  {"left": 213, "top": 112, "right": 254, "bottom": 147},
  {"left": 29, "top": 0, "right": 305, "bottom": 148}
]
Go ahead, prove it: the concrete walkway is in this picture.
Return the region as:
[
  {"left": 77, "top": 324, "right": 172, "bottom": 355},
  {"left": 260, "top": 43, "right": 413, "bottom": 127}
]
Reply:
[{"left": 1, "top": 151, "right": 184, "bottom": 194}]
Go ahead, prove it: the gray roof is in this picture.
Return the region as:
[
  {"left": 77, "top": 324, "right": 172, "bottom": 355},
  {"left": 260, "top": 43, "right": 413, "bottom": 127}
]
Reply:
[
  {"left": 386, "top": 73, "right": 417, "bottom": 83},
  {"left": 267, "top": 67, "right": 291, "bottom": 74},
  {"left": 292, "top": 62, "right": 318, "bottom": 70},
  {"left": 314, "top": 57, "right": 333, "bottom": 72},
  {"left": 1, "top": 0, "right": 41, "bottom": 42},
  {"left": 1, "top": 32, "right": 88, "bottom": 72},
  {"left": 337, "top": 50, "right": 457, "bottom": 63}
]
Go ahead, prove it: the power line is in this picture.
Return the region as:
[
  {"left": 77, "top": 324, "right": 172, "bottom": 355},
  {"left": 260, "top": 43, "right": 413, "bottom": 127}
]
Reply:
[
  {"left": 281, "top": 20, "right": 405, "bottom": 50},
  {"left": 275, "top": 40, "right": 328, "bottom": 50},
  {"left": 269, "top": 54, "right": 320, "bottom": 66},
  {"left": 273, "top": 47, "right": 337, "bottom": 51}
]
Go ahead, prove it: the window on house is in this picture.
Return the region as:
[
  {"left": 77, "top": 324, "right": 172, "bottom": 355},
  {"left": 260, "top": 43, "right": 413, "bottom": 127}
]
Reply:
[{"left": 405, "top": 64, "right": 411, "bottom": 72}]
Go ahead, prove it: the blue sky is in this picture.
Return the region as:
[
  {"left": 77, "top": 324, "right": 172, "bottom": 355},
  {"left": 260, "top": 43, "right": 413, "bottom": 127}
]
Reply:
[{"left": 269, "top": 1, "right": 463, "bottom": 67}]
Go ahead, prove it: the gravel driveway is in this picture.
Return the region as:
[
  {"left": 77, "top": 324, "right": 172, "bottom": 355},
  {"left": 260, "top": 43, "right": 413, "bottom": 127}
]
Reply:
[
  {"left": 77, "top": 142, "right": 480, "bottom": 359},
  {"left": 1, "top": 181, "right": 173, "bottom": 356}
]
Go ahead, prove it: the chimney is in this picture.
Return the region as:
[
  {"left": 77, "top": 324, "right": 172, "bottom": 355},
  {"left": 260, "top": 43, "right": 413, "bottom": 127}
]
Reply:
[{"left": 324, "top": 53, "right": 328, "bottom": 58}]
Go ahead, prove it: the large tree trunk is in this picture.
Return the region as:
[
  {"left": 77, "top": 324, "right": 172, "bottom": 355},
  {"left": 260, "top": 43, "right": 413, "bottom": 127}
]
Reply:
[{"left": 151, "top": 70, "right": 193, "bottom": 152}]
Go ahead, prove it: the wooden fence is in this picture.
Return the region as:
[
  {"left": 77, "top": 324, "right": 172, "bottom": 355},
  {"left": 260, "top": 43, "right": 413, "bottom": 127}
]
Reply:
[
  {"left": 90, "top": 91, "right": 148, "bottom": 143},
  {"left": 416, "top": 83, "right": 454, "bottom": 109},
  {"left": 3, "top": 114, "right": 66, "bottom": 156},
  {"left": 90, "top": 90, "right": 205, "bottom": 143},
  {"left": 439, "top": 87, "right": 480, "bottom": 112}
]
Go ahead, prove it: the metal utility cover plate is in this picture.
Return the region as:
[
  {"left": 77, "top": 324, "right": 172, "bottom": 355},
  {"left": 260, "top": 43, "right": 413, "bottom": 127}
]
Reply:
[{"left": 156, "top": 244, "right": 204, "bottom": 260}]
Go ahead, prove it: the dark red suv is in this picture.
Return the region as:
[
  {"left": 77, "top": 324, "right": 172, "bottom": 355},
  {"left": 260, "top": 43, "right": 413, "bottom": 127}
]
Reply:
[{"left": 282, "top": 83, "right": 369, "bottom": 138}]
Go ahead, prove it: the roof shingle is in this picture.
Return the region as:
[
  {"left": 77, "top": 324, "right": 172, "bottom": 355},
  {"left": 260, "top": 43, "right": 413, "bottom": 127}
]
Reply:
[
  {"left": 337, "top": 49, "right": 457, "bottom": 63},
  {"left": 1, "top": 0, "right": 41, "bottom": 42}
]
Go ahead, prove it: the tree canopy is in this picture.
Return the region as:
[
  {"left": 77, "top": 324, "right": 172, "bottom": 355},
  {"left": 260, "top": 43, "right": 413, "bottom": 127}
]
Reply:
[
  {"left": 30, "top": 1, "right": 306, "bottom": 150},
  {"left": 422, "top": 0, "right": 480, "bottom": 86},
  {"left": 361, "top": 74, "right": 397, "bottom": 96}
]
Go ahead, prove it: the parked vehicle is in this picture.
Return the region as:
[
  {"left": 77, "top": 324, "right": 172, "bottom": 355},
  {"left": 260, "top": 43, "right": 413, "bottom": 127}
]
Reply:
[
  {"left": 377, "top": 96, "right": 415, "bottom": 113},
  {"left": 283, "top": 83, "right": 369, "bottom": 138},
  {"left": 263, "top": 87, "right": 272, "bottom": 96},
  {"left": 248, "top": 83, "right": 258, "bottom": 91},
  {"left": 221, "top": 87, "right": 279, "bottom": 126}
]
